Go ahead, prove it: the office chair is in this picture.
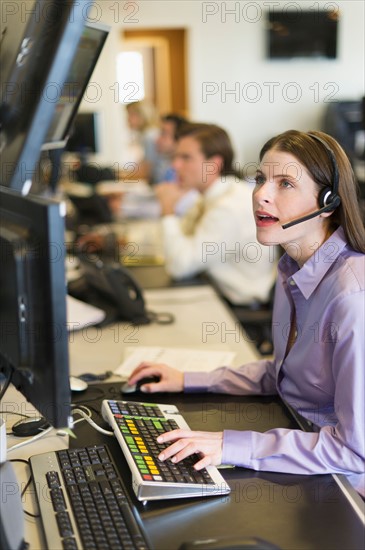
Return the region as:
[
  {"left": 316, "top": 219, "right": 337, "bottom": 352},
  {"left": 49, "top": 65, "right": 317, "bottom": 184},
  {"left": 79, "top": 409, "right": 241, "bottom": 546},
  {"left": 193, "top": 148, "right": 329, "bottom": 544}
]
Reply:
[
  {"left": 230, "top": 294, "right": 274, "bottom": 356},
  {"left": 207, "top": 276, "right": 275, "bottom": 357},
  {"left": 223, "top": 246, "right": 282, "bottom": 357}
]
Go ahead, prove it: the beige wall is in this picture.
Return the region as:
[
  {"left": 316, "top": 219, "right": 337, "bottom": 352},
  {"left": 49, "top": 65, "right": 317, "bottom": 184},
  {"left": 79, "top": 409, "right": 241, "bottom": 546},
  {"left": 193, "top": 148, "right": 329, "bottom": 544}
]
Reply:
[{"left": 79, "top": 1, "right": 365, "bottom": 169}]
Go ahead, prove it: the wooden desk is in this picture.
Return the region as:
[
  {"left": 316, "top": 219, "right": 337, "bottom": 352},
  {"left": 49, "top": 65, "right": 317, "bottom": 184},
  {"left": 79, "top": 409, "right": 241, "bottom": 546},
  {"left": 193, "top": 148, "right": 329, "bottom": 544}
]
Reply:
[
  {"left": 3, "top": 285, "right": 364, "bottom": 549},
  {"left": 69, "top": 385, "right": 365, "bottom": 550},
  {"left": 4, "top": 382, "right": 364, "bottom": 550},
  {"left": 3, "top": 284, "right": 258, "bottom": 549},
  {"left": 68, "top": 285, "right": 259, "bottom": 378}
]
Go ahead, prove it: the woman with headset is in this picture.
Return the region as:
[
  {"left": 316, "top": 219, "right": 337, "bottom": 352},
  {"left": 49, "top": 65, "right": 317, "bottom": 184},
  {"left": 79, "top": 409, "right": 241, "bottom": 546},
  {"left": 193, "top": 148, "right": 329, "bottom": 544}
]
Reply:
[{"left": 126, "top": 130, "right": 365, "bottom": 487}]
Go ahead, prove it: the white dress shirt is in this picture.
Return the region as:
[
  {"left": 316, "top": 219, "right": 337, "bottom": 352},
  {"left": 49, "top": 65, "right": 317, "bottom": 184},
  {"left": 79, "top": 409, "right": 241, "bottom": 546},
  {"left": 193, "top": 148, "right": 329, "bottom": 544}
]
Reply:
[{"left": 161, "top": 175, "right": 276, "bottom": 305}]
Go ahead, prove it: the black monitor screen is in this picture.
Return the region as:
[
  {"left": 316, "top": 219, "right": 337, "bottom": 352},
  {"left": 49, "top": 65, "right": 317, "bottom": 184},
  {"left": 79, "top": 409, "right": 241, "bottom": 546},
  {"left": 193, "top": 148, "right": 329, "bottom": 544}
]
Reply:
[
  {"left": 42, "top": 22, "right": 109, "bottom": 151},
  {"left": 267, "top": 10, "right": 339, "bottom": 59},
  {"left": 0, "top": 0, "right": 93, "bottom": 194},
  {"left": 0, "top": 187, "right": 71, "bottom": 428},
  {"left": 66, "top": 112, "right": 98, "bottom": 155}
]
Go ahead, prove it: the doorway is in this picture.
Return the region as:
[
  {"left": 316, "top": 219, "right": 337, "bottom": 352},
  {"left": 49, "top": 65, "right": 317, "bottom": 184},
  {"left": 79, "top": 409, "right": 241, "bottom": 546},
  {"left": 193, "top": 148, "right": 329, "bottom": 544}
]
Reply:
[{"left": 121, "top": 28, "right": 188, "bottom": 117}]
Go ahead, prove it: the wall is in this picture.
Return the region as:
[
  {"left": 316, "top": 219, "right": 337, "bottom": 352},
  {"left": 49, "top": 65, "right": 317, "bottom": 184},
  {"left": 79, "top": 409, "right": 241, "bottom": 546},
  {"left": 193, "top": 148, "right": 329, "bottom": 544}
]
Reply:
[{"left": 81, "top": 0, "right": 365, "bottom": 170}]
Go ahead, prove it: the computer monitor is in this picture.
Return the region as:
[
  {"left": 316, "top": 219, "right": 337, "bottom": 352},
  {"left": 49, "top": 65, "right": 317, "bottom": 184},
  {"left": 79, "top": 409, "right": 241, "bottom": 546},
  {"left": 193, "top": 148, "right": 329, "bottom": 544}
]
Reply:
[
  {"left": 267, "top": 9, "right": 339, "bottom": 60},
  {"left": 66, "top": 112, "right": 99, "bottom": 156},
  {"left": 323, "top": 100, "right": 364, "bottom": 162},
  {"left": 0, "top": 187, "right": 71, "bottom": 428},
  {"left": 0, "top": 0, "right": 94, "bottom": 194},
  {"left": 42, "top": 22, "right": 109, "bottom": 151}
]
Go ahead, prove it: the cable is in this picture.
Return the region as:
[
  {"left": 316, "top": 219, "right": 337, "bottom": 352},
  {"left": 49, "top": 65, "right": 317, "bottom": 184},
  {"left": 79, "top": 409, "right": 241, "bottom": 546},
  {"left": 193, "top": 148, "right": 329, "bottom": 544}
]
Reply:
[
  {"left": 146, "top": 310, "right": 175, "bottom": 325},
  {"left": 68, "top": 406, "right": 114, "bottom": 437},
  {"left": 10, "top": 458, "right": 30, "bottom": 466},
  {"left": 21, "top": 476, "right": 39, "bottom": 518},
  {"left": 71, "top": 404, "right": 103, "bottom": 419},
  {"left": 6, "top": 405, "right": 113, "bottom": 450},
  {"left": 0, "top": 411, "right": 31, "bottom": 418},
  {"left": 9, "top": 458, "right": 40, "bottom": 518},
  {"left": 70, "top": 386, "right": 108, "bottom": 405},
  {"left": 7, "top": 425, "right": 54, "bottom": 453},
  {"left": 71, "top": 407, "right": 114, "bottom": 436}
]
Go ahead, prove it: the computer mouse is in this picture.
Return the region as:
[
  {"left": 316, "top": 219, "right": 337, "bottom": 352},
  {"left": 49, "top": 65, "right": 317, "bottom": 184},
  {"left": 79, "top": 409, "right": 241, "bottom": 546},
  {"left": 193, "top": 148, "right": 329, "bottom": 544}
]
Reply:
[
  {"left": 12, "top": 416, "right": 50, "bottom": 437},
  {"left": 69, "top": 376, "right": 88, "bottom": 392},
  {"left": 121, "top": 375, "right": 161, "bottom": 393}
]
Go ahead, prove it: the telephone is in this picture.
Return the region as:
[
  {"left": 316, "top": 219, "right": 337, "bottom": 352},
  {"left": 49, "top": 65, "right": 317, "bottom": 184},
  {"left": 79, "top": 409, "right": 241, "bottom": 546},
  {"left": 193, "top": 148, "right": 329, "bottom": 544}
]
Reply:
[
  {"left": 68, "top": 193, "right": 113, "bottom": 226},
  {"left": 72, "top": 253, "right": 150, "bottom": 326}
]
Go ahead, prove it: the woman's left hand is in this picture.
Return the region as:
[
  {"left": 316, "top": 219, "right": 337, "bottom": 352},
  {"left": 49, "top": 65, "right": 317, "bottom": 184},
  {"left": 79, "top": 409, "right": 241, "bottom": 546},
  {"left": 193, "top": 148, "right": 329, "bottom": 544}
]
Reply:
[{"left": 157, "top": 429, "right": 223, "bottom": 470}]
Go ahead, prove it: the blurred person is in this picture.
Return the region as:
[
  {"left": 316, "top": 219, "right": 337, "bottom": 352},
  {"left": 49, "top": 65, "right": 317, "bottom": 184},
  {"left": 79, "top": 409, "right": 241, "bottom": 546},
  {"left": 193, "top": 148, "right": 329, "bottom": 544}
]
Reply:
[
  {"left": 152, "top": 113, "right": 200, "bottom": 216},
  {"left": 149, "top": 113, "right": 188, "bottom": 184},
  {"left": 122, "top": 100, "right": 159, "bottom": 181},
  {"left": 155, "top": 122, "right": 276, "bottom": 305},
  {"left": 123, "top": 104, "right": 188, "bottom": 188}
]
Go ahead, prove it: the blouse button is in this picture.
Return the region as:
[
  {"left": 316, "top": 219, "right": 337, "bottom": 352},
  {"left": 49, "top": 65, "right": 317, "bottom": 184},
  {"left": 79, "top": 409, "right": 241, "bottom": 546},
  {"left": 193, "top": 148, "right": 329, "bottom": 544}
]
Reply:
[{"left": 289, "top": 279, "right": 296, "bottom": 286}]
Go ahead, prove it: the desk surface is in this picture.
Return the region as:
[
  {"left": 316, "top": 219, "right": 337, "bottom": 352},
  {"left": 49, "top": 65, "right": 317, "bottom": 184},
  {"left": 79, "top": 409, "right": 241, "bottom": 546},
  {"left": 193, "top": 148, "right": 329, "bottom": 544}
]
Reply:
[
  {"left": 4, "top": 284, "right": 364, "bottom": 549},
  {"left": 69, "top": 285, "right": 259, "bottom": 378},
  {"left": 5, "top": 383, "right": 364, "bottom": 550},
  {"left": 69, "top": 384, "right": 365, "bottom": 550}
]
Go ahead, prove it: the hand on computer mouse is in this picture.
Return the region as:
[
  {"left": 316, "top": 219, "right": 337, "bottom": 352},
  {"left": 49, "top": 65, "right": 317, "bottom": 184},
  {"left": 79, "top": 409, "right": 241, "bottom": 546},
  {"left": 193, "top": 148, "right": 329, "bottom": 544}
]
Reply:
[
  {"left": 122, "top": 375, "right": 160, "bottom": 394},
  {"left": 126, "top": 362, "right": 184, "bottom": 393}
]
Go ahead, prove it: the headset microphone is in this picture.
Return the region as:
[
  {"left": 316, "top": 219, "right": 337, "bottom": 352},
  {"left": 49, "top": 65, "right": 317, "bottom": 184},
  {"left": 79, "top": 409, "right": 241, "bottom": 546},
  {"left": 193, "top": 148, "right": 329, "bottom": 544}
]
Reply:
[
  {"left": 281, "top": 198, "right": 340, "bottom": 229},
  {"left": 281, "top": 133, "right": 341, "bottom": 230}
]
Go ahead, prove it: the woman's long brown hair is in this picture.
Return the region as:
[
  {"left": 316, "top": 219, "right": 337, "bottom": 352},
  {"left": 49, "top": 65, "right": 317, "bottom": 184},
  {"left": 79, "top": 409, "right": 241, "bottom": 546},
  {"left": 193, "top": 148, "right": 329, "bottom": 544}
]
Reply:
[{"left": 259, "top": 130, "right": 365, "bottom": 253}]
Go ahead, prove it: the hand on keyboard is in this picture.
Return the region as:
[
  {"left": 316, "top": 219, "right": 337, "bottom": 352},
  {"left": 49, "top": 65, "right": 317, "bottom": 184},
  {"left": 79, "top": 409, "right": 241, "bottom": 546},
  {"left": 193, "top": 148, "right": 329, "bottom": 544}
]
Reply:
[
  {"left": 157, "top": 429, "right": 224, "bottom": 470},
  {"left": 127, "top": 362, "right": 184, "bottom": 393},
  {"left": 102, "top": 400, "right": 230, "bottom": 500}
]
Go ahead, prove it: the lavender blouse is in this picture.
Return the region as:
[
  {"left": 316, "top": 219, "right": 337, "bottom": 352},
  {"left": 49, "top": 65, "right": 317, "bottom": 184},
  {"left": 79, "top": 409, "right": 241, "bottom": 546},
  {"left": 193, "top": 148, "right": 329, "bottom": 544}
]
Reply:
[{"left": 184, "top": 227, "right": 365, "bottom": 478}]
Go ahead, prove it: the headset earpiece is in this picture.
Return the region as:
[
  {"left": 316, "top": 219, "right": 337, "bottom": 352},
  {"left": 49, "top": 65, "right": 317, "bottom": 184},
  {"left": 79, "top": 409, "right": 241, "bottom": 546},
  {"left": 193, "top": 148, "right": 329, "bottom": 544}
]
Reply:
[
  {"left": 318, "top": 187, "right": 341, "bottom": 210},
  {"left": 281, "top": 133, "right": 341, "bottom": 229},
  {"left": 307, "top": 133, "right": 341, "bottom": 211}
]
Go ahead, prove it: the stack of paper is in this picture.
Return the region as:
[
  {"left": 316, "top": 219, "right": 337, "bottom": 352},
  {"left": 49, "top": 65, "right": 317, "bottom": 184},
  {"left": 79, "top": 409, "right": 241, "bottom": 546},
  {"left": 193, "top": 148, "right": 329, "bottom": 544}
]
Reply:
[
  {"left": 115, "top": 346, "right": 236, "bottom": 376},
  {"left": 66, "top": 295, "right": 106, "bottom": 331}
]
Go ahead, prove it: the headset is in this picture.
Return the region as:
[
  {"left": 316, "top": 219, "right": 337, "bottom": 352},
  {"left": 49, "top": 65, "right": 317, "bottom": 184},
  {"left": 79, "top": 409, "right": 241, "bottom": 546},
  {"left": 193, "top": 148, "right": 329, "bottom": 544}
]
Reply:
[{"left": 282, "top": 133, "right": 341, "bottom": 229}]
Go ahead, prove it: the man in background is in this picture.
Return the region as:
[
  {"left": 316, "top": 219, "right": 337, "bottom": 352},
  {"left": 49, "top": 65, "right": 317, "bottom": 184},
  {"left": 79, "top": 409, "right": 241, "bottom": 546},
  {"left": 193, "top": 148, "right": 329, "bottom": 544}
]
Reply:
[
  {"left": 155, "top": 123, "right": 276, "bottom": 306},
  {"left": 146, "top": 113, "right": 188, "bottom": 184}
]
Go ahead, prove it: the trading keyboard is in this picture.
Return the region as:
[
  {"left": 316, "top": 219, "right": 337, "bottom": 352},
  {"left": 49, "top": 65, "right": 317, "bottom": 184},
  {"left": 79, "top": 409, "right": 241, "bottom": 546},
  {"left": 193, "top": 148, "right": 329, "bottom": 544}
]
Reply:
[
  {"left": 30, "top": 445, "right": 151, "bottom": 550},
  {"left": 101, "top": 399, "right": 231, "bottom": 501}
]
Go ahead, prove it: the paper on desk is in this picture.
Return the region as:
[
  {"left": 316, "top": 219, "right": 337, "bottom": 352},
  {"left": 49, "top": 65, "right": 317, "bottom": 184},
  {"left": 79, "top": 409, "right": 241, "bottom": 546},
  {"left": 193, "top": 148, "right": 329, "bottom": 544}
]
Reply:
[
  {"left": 115, "top": 346, "right": 236, "bottom": 376},
  {"left": 66, "top": 295, "right": 106, "bottom": 331}
]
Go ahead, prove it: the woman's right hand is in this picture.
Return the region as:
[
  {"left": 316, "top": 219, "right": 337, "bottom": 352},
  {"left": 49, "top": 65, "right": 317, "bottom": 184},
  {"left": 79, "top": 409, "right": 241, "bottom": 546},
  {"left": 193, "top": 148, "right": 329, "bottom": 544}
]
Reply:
[{"left": 126, "top": 362, "right": 184, "bottom": 393}]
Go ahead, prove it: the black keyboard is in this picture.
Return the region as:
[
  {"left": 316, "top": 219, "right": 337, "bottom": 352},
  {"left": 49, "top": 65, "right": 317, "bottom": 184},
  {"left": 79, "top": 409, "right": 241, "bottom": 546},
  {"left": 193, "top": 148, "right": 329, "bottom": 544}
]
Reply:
[
  {"left": 101, "top": 399, "right": 231, "bottom": 501},
  {"left": 30, "top": 445, "right": 151, "bottom": 550}
]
